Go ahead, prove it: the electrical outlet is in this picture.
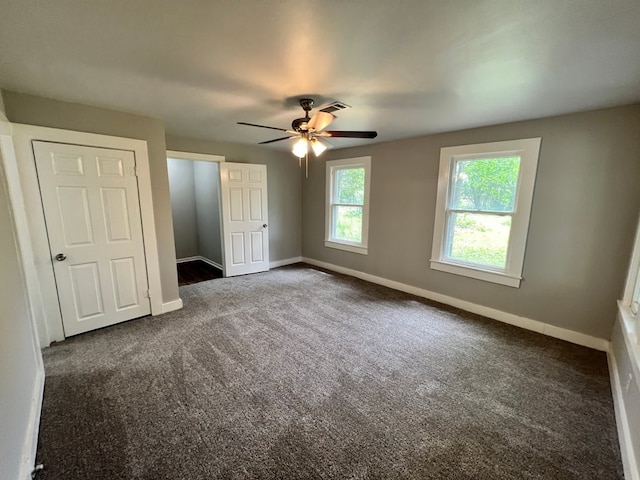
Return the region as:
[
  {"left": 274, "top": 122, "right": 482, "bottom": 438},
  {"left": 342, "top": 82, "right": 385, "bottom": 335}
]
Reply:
[{"left": 624, "top": 373, "right": 633, "bottom": 394}]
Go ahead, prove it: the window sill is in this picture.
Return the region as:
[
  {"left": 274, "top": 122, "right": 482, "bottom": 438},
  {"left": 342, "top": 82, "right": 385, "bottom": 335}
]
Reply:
[
  {"left": 325, "top": 240, "right": 368, "bottom": 255},
  {"left": 429, "top": 260, "right": 521, "bottom": 288}
]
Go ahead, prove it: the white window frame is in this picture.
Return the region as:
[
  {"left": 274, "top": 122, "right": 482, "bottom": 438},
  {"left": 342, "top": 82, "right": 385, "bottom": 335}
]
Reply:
[
  {"left": 430, "top": 138, "right": 541, "bottom": 288},
  {"left": 631, "top": 268, "right": 640, "bottom": 317},
  {"left": 325, "top": 156, "right": 371, "bottom": 255},
  {"left": 622, "top": 216, "right": 640, "bottom": 344}
]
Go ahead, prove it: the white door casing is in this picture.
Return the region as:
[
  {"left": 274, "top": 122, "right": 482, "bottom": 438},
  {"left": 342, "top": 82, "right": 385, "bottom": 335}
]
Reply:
[
  {"left": 33, "top": 141, "right": 151, "bottom": 336},
  {"left": 220, "top": 162, "right": 269, "bottom": 276}
]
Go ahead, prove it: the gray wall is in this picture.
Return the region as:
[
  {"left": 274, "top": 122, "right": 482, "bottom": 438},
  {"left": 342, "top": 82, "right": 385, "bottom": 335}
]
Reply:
[
  {"left": 167, "top": 159, "right": 199, "bottom": 259},
  {"left": 0, "top": 145, "right": 42, "bottom": 479},
  {"left": 166, "top": 135, "right": 302, "bottom": 263},
  {"left": 194, "top": 161, "right": 222, "bottom": 265},
  {"left": 302, "top": 104, "right": 640, "bottom": 339},
  {"left": 2, "top": 91, "right": 180, "bottom": 303}
]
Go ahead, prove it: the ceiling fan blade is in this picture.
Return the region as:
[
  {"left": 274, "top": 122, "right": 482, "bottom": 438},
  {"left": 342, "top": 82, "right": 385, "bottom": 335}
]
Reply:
[
  {"left": 306, "top": 111, "right": 336, "bottom": 132},
  {"left": 258, "top": 136, "right": 297, "bottom": 145},
  {"left": 321, "top": 130, "right": 378, "bottom": 139},
  {"left": 237, "top": 121, "right": 288, "bottom": 132}
]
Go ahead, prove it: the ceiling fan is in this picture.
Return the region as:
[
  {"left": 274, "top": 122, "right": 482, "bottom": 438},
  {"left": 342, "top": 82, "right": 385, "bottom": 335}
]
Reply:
[{"left": 238, "top": 98, "right": 377, "bottom": 175}]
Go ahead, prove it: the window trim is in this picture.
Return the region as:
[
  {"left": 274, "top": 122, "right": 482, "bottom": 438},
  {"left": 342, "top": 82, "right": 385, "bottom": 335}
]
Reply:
[
  {"left": 430, "top": 138, "right": 542, "bottom": 288},
  {"left": 325, "top": 156, "right": 371, "bottom": 255},
  {"left": 623, "top": 216, "right": 640, "bottom": 321},
  {"left": 632, "top": 269, "right": 640, "bottom": 317}
]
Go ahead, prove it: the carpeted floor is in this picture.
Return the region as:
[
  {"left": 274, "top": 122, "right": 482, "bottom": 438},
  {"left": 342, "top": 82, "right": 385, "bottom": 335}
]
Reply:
[{"left": 36, "top": 264, "right": 622, "bottom": 479}]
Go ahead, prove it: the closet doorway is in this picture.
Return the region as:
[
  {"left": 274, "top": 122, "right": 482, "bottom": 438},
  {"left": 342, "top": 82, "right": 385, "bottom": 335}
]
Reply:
[
  {"left": 167, "top": 151, "right": 270, "bottom": 286},
  {"left": 167, "top": 151, "right": 224, "bottom": 286}
]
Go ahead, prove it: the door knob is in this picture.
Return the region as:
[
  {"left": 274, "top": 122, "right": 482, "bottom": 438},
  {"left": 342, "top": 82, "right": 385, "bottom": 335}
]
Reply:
[
  {"left": 263, "top": 224, "right": 268, "bottom": 228},
  {"left": 55, "top": 253, "right": 67, "bottom": 262}
]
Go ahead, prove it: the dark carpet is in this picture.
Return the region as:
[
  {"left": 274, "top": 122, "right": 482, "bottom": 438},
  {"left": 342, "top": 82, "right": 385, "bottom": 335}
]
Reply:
[{"left": 36, "top": 264, "right": 622, "bottom": 479}]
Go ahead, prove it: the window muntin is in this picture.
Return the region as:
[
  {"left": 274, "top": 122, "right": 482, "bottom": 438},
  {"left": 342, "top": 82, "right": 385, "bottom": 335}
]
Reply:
[
  {"left": 325, "top": 157, "right": 371, "bottom": 255},
  {"left": 430, "top": 139, "right": 541, "bottom": 288}
]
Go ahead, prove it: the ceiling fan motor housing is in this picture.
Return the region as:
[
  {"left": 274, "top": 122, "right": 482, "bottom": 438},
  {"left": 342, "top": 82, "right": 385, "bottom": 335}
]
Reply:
[
  {"left": 292, "top": 98, "right": 314, "bottom": 131},
  {"left": 292, "top": 117, "right": 309, "bottom": 132}
]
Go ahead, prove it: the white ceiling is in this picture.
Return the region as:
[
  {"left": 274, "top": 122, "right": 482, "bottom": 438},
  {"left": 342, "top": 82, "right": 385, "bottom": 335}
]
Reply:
[{"left": 1, "top": 0, "right": 639, "bottom": 150}]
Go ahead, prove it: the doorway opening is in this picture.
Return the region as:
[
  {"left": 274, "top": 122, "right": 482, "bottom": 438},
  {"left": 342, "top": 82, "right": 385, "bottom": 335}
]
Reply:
[{"left": 167, "top": 151, "right": 224, "bottom": 286}]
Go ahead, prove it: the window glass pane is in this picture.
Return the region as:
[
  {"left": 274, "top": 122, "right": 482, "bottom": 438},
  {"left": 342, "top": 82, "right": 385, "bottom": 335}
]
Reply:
[
  {"left": 335, "top": 167, "right": 365, "bottom": 205},
  {"left": 451, "top": 156, "right": 520, "bottom": 212},
  {"left": 333, "top": 206, "right": 363, "bottom": 243},
  {"left": 447, "top": 212, "right": 511, "bottom": 268}
]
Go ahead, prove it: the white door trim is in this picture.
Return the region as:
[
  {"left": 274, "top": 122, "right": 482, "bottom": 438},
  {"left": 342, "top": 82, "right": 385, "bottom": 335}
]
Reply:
[
  {"left": 7, "top": 123, "right": 163, "bottom": 345},
  {"left": 34, "top": 141, "right": 152, "bottom": 336},
  {"left": 0, "top": 122, "right": 46, "bottom": 479},
  {"left": 166, "top": 149, "right": 225, "bottom": 163},
  {"left": 166, "top": 149, "right": 226, "bottom": 276}
]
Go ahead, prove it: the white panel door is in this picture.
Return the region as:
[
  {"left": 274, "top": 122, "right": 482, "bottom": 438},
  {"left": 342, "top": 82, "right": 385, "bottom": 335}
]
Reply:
[
  {"left": 33, "top": 141, "right": 151, "bottom": 336},
  {"left": 220, "top": 162, "right": 269, "bottom": 276}
]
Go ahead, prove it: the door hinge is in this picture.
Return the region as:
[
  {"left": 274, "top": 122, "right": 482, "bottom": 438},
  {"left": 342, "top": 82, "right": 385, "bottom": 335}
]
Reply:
[
  {"left": 131, "top": 166, "right": 138, "bottom": 177},
  {"left": 143, "top": 289, "right": 150, "bottom": 299}
]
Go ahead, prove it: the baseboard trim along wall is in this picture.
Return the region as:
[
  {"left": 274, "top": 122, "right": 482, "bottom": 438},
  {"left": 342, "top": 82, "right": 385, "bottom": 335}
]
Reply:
[
  {"left": 161, "top": 298, "right": 183, "bottom": 314},
  {"left": 21, "top": 368, "right": 44, "bottom": 480},
  {"left": 270, "top": 256, "right": 303, "bottom": 269},
  {"left": 301, "top": 257, "right": 610, "bottom": 352},
  {"left": 176, "top": 255, "right": 223, "bottom": 270},
  {"left": 177, "top": 256, "right": 301, "bottom": 271},
  {"left": 176, "top": 255, "right": 201, "bottom": 263},
  {"left": 198, "top": 256, "right": 223, "bottom": 270}
]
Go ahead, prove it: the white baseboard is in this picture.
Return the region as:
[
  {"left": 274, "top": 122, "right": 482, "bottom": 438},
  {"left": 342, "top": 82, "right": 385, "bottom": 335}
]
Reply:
[
  {"left": 608, "top": 346, "right": 639, "bottom": 480},
  {"left": 178, "top": 255, "right": 301, "bottom": 271},
  {"left": 176, "top": 256, "right": 201, "bottom": 263},
  {"left": 198, "top": 257, "right": 223, "bottom": 270},
  {"left": 21, "top": 368, "right": 44, "bottom": 480},
  {"left": 161, "top": 298, "right": 183, "bottom": 314},
  {"left": 302, "top": 257, "right": 610, "bottom": 352},
  {"left": 270, "top": 256, "right": 303, "bottom": 269},
  {"left": 176, "top": 255, "right": 223, "bottom": 270}
]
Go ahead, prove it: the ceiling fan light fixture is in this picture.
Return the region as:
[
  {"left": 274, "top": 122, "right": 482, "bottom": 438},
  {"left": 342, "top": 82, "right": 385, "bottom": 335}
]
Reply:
[
  {"left": 292, "top": 137, "right": 308, "bottom": 158},
  {"left": 310, "top": 137, "right": 328, "bottom": 157}
]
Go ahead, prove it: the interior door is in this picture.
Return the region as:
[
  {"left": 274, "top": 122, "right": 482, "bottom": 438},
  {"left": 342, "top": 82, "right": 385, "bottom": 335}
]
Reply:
[
  {"left": 33, "top": 141, "right": 151, "bottom": 336},
  {"left": 220, "top": 162, "right": 269, "bottom": 276}
]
